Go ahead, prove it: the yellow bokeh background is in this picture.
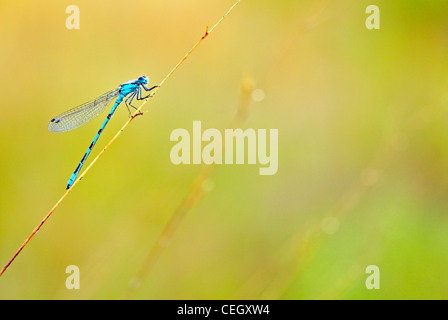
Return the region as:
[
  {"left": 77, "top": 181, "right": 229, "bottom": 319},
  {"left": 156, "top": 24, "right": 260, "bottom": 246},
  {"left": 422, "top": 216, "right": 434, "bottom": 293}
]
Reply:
[{"left": 1, "top": 0, "right": 448, "bottom": 299}]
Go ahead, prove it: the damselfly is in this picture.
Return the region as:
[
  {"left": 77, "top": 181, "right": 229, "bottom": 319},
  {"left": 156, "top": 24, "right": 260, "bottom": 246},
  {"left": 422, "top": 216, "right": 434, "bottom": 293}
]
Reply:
[{"left": 48, "top": 76, "right": 157, "bottom": 189}]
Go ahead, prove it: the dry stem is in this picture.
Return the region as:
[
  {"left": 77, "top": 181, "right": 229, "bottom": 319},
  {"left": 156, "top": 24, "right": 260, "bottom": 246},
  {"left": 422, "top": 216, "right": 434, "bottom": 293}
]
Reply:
[{"left": 0, "top": 0, "right": 242, "bottom": 279}]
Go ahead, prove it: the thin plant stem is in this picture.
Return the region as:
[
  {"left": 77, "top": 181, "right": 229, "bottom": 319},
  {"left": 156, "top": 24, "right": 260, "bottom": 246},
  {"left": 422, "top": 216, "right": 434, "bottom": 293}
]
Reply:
[
  {"left": 0, "top": 0, "right": 242, "bottom": 279},
  {"left": 234, "top": 101, "right": 439, "bottom": 299},
  {"left": 123, "top": 76, "right": 254, "bottom": 298}
]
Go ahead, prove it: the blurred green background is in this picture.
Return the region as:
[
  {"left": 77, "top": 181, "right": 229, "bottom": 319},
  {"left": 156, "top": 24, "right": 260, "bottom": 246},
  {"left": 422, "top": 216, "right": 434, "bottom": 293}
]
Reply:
[{"left": 1, "top": 0, "right": 448, "bottom": 299}]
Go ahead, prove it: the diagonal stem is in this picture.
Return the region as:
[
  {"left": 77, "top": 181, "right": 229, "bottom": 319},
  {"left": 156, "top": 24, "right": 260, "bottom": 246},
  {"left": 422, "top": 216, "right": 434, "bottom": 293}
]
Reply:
[{"left": 0, "top": 0, "right": 242, "bottom": 279}]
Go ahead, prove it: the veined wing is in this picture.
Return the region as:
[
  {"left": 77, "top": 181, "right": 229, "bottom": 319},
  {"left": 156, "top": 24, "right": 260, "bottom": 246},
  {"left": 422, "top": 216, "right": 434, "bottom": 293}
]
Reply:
[{"left": 48, "top": 88, "right": 120, "bottom": 133}]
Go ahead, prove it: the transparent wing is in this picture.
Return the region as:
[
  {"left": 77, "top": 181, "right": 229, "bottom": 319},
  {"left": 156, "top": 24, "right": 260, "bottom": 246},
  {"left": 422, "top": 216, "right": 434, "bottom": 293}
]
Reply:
[{"left": 48, "top": 88, "right": 120, "bottom": 133}]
